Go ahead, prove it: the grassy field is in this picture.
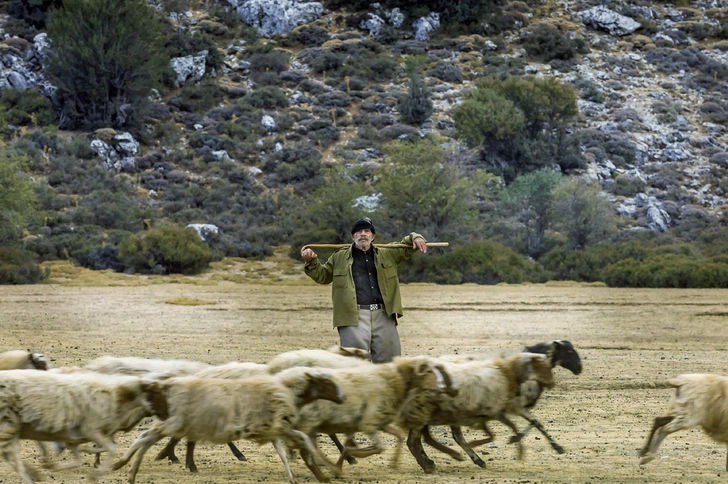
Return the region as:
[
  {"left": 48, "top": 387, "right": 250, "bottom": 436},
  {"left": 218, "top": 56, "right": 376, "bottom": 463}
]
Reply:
[{"left": 2, "top": 260, "right": 728, "bottom": 483}]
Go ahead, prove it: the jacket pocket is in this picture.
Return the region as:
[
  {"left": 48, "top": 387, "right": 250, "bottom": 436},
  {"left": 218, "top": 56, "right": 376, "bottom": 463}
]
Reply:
[{"left": 333, "top": 268, "right": 350, "bottom": 288}]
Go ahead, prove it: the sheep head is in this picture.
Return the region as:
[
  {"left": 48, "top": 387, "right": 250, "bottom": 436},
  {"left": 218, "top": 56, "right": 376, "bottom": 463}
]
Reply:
[{"left": 300, "top": 371, "right": 345, "bottom": 406}]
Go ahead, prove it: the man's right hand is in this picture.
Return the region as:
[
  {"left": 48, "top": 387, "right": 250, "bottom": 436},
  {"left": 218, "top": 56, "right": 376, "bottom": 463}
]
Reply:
[{"left": 301, "top": 248, "right": 317, "bottom": 262}]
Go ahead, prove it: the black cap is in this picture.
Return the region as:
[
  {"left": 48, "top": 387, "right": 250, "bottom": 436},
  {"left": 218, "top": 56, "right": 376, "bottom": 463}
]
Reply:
[{"left": 351, "top": 217, "right": 375, "bottom": 234}]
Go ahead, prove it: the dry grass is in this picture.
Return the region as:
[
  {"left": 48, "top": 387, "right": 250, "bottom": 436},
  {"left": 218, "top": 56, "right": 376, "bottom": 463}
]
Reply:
[{"left": 2, "top": 277, "right": 728, "bottom": 483}]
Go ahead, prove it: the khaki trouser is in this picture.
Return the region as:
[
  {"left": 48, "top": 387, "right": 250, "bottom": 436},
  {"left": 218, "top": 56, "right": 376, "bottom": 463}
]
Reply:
[{"left": 338, "top": 308, "right": 401, "bottom": 363}]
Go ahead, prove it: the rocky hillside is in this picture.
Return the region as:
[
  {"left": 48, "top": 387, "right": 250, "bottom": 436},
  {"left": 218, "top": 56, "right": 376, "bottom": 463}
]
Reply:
[{"left": 1, "top": 0, "right": 727, "bottom": 271}]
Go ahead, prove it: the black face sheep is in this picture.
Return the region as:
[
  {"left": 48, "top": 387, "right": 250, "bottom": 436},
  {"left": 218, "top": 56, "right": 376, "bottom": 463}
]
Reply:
[
  {"left": 402, "top": 352, "right": 555, "bottom": 473},
  {"left": 0, "top": 369, "right": 153, "bottom": 484},
  {"left": 112, "top": 367, "right": 345, "bottom": 484},
  {"left": 0, "top": 350, "right": 50, "bottom": 370},
  {"left": 640, "top": 373, "right": 728, "bottom": 469},
  {"left": 420, "top": 340, "right": 582, "bottom": 465}
]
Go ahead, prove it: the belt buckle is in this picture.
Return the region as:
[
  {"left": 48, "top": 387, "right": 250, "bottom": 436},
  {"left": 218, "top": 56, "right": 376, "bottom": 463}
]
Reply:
[{"left": 370, "top": 304, "right": 378, "bottom": 310}]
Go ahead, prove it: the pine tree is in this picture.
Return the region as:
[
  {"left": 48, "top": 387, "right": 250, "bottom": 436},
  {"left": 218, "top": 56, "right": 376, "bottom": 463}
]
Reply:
[{"left": 400, "top": 73, "right": 433, "bottom": 126}]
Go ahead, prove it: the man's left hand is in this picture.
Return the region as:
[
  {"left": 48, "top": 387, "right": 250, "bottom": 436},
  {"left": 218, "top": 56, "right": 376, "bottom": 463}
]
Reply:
[{"left": 413, "top": 237, "right": 427, "bottom": 254}]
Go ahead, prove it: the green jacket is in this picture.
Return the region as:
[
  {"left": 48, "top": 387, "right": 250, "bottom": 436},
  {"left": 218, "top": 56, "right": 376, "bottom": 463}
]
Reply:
[{"left": 304, "top": 233, "right": 424, "bottom": 328}]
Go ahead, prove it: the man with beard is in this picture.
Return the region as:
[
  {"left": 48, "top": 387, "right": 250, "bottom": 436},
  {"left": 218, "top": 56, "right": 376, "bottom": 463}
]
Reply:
[{"left": 301, "top": 218, "right": 427, "bottom": 363}]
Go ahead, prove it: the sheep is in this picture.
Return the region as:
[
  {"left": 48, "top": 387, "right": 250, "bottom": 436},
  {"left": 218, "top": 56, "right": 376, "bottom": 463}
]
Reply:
[
  {"left": 266, "top": 345, "right": 371, "bottom": 374},
  {"left": 0, "top": 369, "right": 152, "bottom": 484},
  {"left": 423, "top": 340, "right": 582, "bottom": 462},
  {"left": 639, "top": 373, "right": 728, "bottom": 469},
  {"left": 402, "top": 352, "right": 555, "bottom": 473},
  {"left": 290, "top": 355, "right": 451, "bottom": 480},
  {"left": 154, "top": 346, "right": 368, "bottom": 470},
  {"left": 0, "top": 350, "right": 50, "bottom": 370},
  {"left": 112, "top": 367, "right": 345, "bottom": 484},
  {"left": 266, "top": 346, "right": 374, "bottom": 464},
  {"left": 84, "top": 355, "right": 212, "bottom": 377},
  {"left": 153, "top": 361, "right": 269, "bottom": 469}
]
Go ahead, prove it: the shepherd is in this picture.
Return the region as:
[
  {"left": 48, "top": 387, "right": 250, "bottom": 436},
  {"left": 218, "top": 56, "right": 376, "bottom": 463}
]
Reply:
[{"left": 300, "top": 218, "right": 429, "bottom": 363}]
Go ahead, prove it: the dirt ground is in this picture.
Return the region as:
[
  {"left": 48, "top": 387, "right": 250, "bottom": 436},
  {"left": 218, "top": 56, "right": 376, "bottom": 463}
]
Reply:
[{"left": 2, "top": 275, "right": 728, "bottom": 484}]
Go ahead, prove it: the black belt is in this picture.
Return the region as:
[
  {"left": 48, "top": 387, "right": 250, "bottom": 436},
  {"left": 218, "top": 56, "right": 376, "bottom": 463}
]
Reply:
[{"left": 358, "top": 304, "right": 382, "bottom": 310}]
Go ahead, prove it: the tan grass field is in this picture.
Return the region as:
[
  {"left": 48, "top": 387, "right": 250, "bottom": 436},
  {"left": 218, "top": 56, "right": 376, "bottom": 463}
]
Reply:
[{"left": 2, "top": 257, "right": 728, "bottom": 484}]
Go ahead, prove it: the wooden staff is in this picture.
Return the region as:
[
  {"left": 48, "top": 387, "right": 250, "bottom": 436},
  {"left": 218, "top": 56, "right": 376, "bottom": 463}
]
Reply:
[{"left": 301, "top": 242, "right": 449, "bottom": 251}]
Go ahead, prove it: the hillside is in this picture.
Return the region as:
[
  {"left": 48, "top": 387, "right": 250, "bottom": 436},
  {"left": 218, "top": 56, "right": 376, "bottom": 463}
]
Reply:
[{"left": 1, "top": 0, "right": 728, "bottom": 285}]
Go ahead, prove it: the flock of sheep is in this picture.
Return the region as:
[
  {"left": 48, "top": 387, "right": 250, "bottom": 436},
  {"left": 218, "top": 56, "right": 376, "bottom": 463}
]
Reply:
[{"left": 0, "top": 343, "right": 727, "bottom": 483}]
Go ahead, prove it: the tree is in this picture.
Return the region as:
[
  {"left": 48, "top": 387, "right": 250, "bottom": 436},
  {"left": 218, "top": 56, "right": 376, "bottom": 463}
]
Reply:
[
  {"left": 501, "top": 169, "right": 562, "bottom": 258},
  {"left": 400, "top": 56, "right": 433, "bottom": 126},
  {"left": 377, "top": 138, "right": 478, "bottom": 241},
  {"left": 453, "top": 76, "right": 582, "bottom": 181},
  {"left": 44, "top": 0, "right": 169, "bottom": 130},
  {"left": 552, "top": 178, "right": 618, "bottom": 249},
  {"left": 0, "top": 144, "right": 37, "bottom": 243}
]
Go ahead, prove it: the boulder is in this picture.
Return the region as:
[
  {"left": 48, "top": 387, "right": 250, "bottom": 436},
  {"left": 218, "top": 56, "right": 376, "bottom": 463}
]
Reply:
[
  {"left": 577, "top": 6, "right": 641, "bottom": 36},
  {"left": 170, "top": 50, "right": 208, "bottom": 87},
  {"left": 413, "top": 13, "right": 440, "bottom": 41},
  {"left": 228, "top": 0, "right": 324, "bottom": 38}
]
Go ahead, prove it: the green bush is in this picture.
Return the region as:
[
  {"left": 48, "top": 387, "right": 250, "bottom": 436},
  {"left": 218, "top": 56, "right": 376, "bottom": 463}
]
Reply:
[
  {"left": 0, "top": 247, "right": 49, "bottom": 284},
  {"left": 45, "top": 0, "right": 168, "bottom": 130},
  {"left": 398, "top": 240, "right": 541, "bottom": 284},
  {"left": 118, "top": 226, "right": 213, "bottom": 275},
  {"left": 523, "top": 24, "right": 588, "bottom": 62},
  {"left": 400, "top": 73, "right": 433, "bottom": 125},
  {"left": 165, "top": 30, "right": 224, "bottom": 74},
  {"left": 0, "top": 89, "right": 56, "bottom": 128},
  {"left": 602, "top": 254, "right": 728, "bottom": 288}
]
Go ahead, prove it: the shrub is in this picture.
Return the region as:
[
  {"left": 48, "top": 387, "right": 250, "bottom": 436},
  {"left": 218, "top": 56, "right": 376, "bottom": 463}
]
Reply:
[
  {"left": 290, "top": 24, "right": 331, "bottom": 47},
  {"left": 602, "top": 254, "right": 728, "bottom": 288},
  {"left": 118, "top": 226, "right": 212, "bottom": 274},
  {"left": 239, "top": 86, "right": 289, "bottom": 110},
  {"left": 0, "top": 89, "right": 56, "bottom": 128},
  {"left": 0, "top": 247, "right": 49, "bottom": 284},
  {"left": 523, "top": 24, "right": 588, "bottom": 62},
  {"left": 248, "top": 50, "right": 290, "bottom": 85},
  {"left": 168, "top": 80, "right": 225, "bottom": 113},
  {"left": 398, "top": 240, "right": 541, "bottom": 284},
  {"left": 45, "top": 0, "right": 168, "bottom": 130},
  {"left": 400, "top": 73, "right": 433, "bottom": 125}
]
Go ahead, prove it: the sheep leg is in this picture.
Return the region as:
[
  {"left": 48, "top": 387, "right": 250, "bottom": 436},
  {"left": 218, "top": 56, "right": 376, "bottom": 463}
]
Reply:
[
  {"left": 227, "top": 441, "right": 247, "bottom": 461},
  {"left": 43, "top": 444, "right": 84, "bottom": 471},
  {"left": 639, "top": 416, "right": 676, "bottom": 465},
  {"left": 1, "top": 438, "right": 36, "bottom": 484},
  {"left": 423, "top": 425, "right": 465, "bottom": 460},
  {"left": 287, "top": 429, "right": 341, "bottom": 479},
  {"left": 272, "top": 438, "right": 299, "bottom": 484},
  {"left": 451, "top": 426, "right": 486, "bottom": 468},
  {"left": 85, "top": 434, "right": 118, "bottom": 479},
  {"left": 112, "top": 428, "right": 160, "bottom": 471},
  {"left": 511, "top": 413, "right": 565, "bottom": 454},
  {"left": 154, "top": 437, "right": 181, "bottom": 464},
  {"left": 407, "top": 427, "right": 436, "bottom": 474},
  {"left": 185, "top": 440, "right": 198, "bottom": 472},
  {"left": 382, "top": 424, "right": 405, "bottom": 469},
  {"left": 466, "top": 422, "right": 495, "bottom": 448},
  {"left": 339, "top": 431, "right": 385, "bottom": 460},
  {"left": 298, "top": 446, "right": 330, "bottom": 483},
  {"left": 127, "top": 432, "right": 164, "bottom": 484},
  {"left": 328, "top": 433, "right": 357, "bottom": 464}
]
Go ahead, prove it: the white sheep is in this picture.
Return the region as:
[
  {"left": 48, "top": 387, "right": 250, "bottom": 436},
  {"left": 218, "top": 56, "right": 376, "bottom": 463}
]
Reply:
[
  {"left": 0, "top": 350, "right": 50, "bottom": 370},
  {"left": 154, "top": 346, "right": 367, "bottom": 470},
  {"left": 422, "top": 340, "right": 582, "bottom": 464},
  {"left": 640, "top": 373, "right": 728, "bottom": 469},
  {"left": 84, "top": 355, "right": 211, "bottom": 377},
  {"left": 112, "top": 367, "right": 345, "bottom": 484},
  {"left": 266, "top": 345, "right": 371, "bottom": 374},
  {"left": 401, "top": 352, "right": 555, "bottom": 473},
  {"left": 0, "top": 369, "right": 152, "bottom": 484},
  {"left": 291, "top": 355, "right": 450, "bottom": 479},
  {"left": 153, "top": 361, "right": 270, "bottom": 469}
]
